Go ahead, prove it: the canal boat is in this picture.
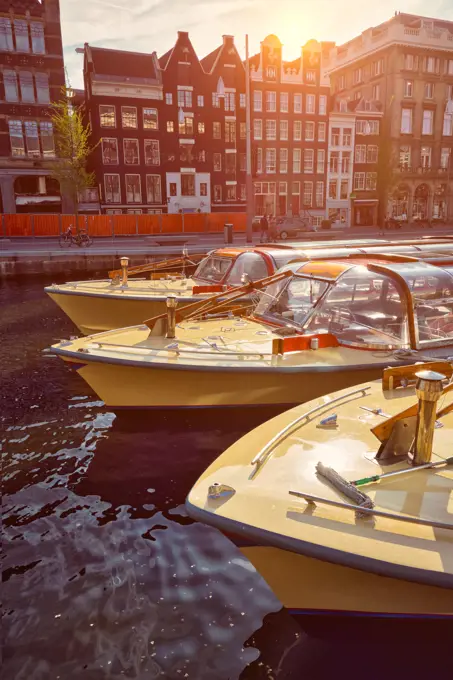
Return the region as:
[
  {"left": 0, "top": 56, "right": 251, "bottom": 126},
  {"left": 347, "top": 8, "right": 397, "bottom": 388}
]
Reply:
[
  {"left": 50, "top": 253, "right": 453, "bottom": 409},
  {"left": 45, "top": 239, "right": 453, "bottom": 336},
  {"left": 186, "top": 362, "right": 453, "bottom": 638}
]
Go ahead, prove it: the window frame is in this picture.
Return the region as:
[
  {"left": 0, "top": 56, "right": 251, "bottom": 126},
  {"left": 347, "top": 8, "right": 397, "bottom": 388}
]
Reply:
[
  {"left": 99, "top": 105, "right": 116, "bottom": 128},
  {"left": 143, "top": 107, "right": 158, "bottom": 130},
  {"left": 101, "top": 137, "right": 119, "bottom": 165},
  {"left": 104, "top": 173, "right": 121, "bottom": 203},
  {"left": 123, "top": 138, "right": 140, "bottom": 165},
  {"left": 146, "top": 174, "right": 162, "bottom": 203},
  {"left": 125, "top": 173, "right": 142, "bottom": 203},
  {"left": 121, "top": 106, "right": 138, "bottom": 129}
]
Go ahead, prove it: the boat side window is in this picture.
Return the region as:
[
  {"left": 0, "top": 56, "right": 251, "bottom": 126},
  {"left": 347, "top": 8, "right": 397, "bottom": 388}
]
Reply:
[
  {"left": 226, "top": 253, "right": 269, "bottom": 285},
  {"left": 194, "top": 256, "right": 233, "bottom": 283},
  {"left": 304, "top": 269, "right": 409, "bottom": 347},
  {"left": 255, "top": 276, "right": 329, "bottom": 326},
  {"left": 410, "top": 270, "right": 453, "bottom": 344}
]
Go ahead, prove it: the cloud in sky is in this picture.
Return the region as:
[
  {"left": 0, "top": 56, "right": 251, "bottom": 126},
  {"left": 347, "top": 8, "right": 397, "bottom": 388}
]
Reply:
[{"left": 61, "top": 0, "right": 453, "bottom": 88}]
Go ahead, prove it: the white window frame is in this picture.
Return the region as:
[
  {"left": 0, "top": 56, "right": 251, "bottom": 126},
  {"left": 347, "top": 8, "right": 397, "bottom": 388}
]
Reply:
[
  {"left": 265, "top": 119, "right": 276, "bottom": 141},
  {"left": 143, "top": 107, "right": 158, "bottom": 130},
  {"left": 197, "top": 95, "right": 204, "bottom": 107},
  {"left": 253, "top": 90, "right": 262, "bottom": 112},
  {"left": 40, "top": 121, "right": 55, "bottom": 158},
  {"left": 304, "top": 149, "right": 314, "bottom": 173},
  {"left": 294, "top": 93, "right": 302, "bottom": 113},
  {"left": 318, "top": 122, "right": 326, "bottom": 142},
  {"left": 35, "top": 72, "right": 50, "bottom": 104},
  {"left": 303, "top": 181, "right": 313, "bottom": 207},
  {"left": 8, "top": 120, "right": 25, "bottom": 157},
  {"left": 280, "top": 120, "right": 288, "bottom": 141},
  {"left": 422, "top": 109, "right": 434, "bottom": 135},
  {"left": 265, "top": 148, "right": 276, "bottom": 174},
  {"left": 293, "top": 120, "right": 302, "bottom": 141},
  {"left": 365, "top": 172, "right": 377, "bottom": 191},
  {"left": 19, "top": 71, "right": 35, "bottom": 103},
  {"left": 0, "top": 17, "right": 14, "bottom": 51},
  {"left": 104, "top": 173, "right": 121, "bottom": 203},
  {"left": 319, "top": 95, "right": 327, "bottom": 115},
  {"left": 123, "top": 138, "right": 140, "bottom": 165},
  {"left": 102, "top": 137, "right": 119, "bottom": 165},
  {"left": 367, "top": 145, "right": 378, "bottom": 163},
  {"left": 213, "top": 152, "right": 222, "bottom": 172},
  {"left": 165, "top": 93, "right": 173, "bottom": 105},
  {"left": 404, "top": 80, "right": 413, "bottom": 98},
  {"left": 121, "top": 106, "right": 138, "bottom": 129},
  {"left": 266, "top": 91, "right": 276, "bottom": 112},
  {"left": 316, "top": 149, "right": 325, "bottom": 174},
  {"left": 280, "top": 148, "right": 288, "bottom": 174},
  {"left": 443, "top": 112, "right": 453, "bottom": 137},
  {"left": 100, "top": 105, "right": 116, "bottom": 128},
  {"left": 14, "top": 19, "right": 30, "bottom": 53},
  {"left": 305, "top": 121, "right": 315, "bottom": 142},
  {"left": 3, "top": 70, "right": 19, "bottom": 102},
  {"left": 280, "top": 92, "right": 289, "bottom": 113},
  {"left": 146, "top": 174, "right": 162, "bottom": 203},
  {"left": 355, "top": 145, "right": 366, "bottom": 163},
  {"left": 315, "top": 181, "right": 324, "bottom": 207},
  {"left": 253, "top": 119, "right": 262, "bottom": 140},
  {"left": 177, "top": 89, "right": 192, "bottom": 108},
  {"left": 30, "top": 21, "right": 45, "bottom": 54},
  {"left": 354, "top": 172, "right": 365, "bottom": 190},
  {"left": 144, "top": 139, "right": 160, "bottom": 166},
  {"left": 125, "top": 174, "right": 142, "bottom": 203},
  {"left": 401, "top": 108, "right": 413, "bottom": 134},
  {"left": 293, "top": 149, "right": 301, "bottom": 173},
  {"left": 306, "top": 94, "right": 315, "bottom": 114}
]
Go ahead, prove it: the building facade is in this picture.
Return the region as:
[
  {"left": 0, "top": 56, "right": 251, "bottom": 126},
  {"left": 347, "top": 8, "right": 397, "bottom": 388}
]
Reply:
[
  {"left": 0, "top": 0, "right": 65, "bottom": 213},
  {"left": 250, "top": 36, "right": 330, "bottom": 225},
  {"left": 325, "top": 12, "right": 453, "bottom": 224}
]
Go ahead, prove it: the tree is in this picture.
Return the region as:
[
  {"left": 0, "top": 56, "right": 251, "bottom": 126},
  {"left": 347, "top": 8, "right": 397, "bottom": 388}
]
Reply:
[{"left": 47, "top": 87, "right": 97, "bottom": 225}]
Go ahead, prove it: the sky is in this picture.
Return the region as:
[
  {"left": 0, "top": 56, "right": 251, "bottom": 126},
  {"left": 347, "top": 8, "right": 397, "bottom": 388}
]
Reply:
[{"left": 60, "top": 0, "right": 453, "bottom": 88}]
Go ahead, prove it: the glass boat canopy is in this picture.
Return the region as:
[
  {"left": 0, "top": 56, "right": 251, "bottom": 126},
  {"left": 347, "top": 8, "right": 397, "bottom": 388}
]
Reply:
[{"left": 254, "top": 260, "right": 453, "bottom": 350}]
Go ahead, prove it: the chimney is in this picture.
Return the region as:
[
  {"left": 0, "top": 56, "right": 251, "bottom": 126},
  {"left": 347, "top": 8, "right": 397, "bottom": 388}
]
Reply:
[
  {"left": 178, "top": 31, "right": 189, "bottom": 39},
  {"left": 223, "top": 35, "right": 234, "bottom": 46}
]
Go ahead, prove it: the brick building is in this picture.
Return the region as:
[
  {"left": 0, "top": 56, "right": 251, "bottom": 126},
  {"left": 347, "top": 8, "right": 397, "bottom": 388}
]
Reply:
[
  {"left": 82, "top": 32, "right": 246, "bottom": 215},
  {"left": 0, "top": 0, "right": 65, "bottom": 213},
  {"left": 325, "top": 12, "right": 453, "bottom": 224},
  {"left": 250, "top": 35, "right": 331, "bottom": 225}
]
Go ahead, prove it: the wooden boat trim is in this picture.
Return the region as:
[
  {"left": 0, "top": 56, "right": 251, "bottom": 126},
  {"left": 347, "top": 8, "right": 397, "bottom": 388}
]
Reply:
[{"left": 250, "top": 386, "right": 370, "bottom": 477}]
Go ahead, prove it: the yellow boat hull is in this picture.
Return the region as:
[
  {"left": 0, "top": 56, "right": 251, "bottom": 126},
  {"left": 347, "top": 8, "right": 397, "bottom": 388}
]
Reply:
[{"left": 61, "top": 354, "right": 387, "bottom": 409}]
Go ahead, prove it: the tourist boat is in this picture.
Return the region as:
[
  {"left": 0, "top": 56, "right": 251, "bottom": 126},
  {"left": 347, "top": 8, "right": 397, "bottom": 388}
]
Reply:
[
  {"left": 186, "top": 362, "right": 453, "bottom": 637},
  {"left": 50, "top": 252, "right": 453, "bottom": 409},
  {"left": 45, "top": 238, "right": 453, "bottom": 335}
]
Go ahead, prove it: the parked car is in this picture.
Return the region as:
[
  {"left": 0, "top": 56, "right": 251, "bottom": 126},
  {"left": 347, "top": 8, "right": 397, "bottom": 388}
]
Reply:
[{"left": 272, "top": 216, "right": 316, "bottom": 240}]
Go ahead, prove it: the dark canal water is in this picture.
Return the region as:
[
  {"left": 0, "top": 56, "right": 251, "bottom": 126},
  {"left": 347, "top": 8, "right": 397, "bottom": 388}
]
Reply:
[{"left": 2, "top": 274, "right": 452, "bottom": 680}]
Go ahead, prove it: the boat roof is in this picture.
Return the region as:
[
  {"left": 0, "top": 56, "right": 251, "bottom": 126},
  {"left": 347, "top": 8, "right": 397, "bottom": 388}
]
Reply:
[{"left": 291, "top": 254, "right": 453, "bottom": 280}]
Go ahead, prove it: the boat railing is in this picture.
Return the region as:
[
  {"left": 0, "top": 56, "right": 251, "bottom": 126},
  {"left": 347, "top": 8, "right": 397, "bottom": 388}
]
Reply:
[{"left": 83, "top": 340, "right": 276, "bottom": 360}]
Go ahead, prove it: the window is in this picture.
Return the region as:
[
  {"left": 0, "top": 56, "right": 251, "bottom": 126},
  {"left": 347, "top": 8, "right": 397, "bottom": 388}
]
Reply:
[
  {"left": 19, "top": 71, "right": 34, "bottom": 103},
  {"left": 253, "top": 90, "right": 262, "bottom": 112},
  {"left": 422, "top": 109, "right": 433, "bottom": 135},
  {"left": 328, "top": 179, "right": 337, "bottom": 199},
  {"left": 3, "top": 70, "right": 18, "bottom": 102},
  {"left": 177, "top": 89, "right": 192, "bottom": 108},
  {"left": 102, "top": 138, "right": 119, "bottom": 164},
  {"left": 179, "top": 116, "right": 194, "bottom": 135},
  {"left": 165, "top": 93, "right": 173, "bottom": 105},
  {"left": 35, "top": 73, "right": 50, "bottom": 104},
  {"left": 292, "top": 181, "right": 300, "bottom": 195},
  {"left": 303, "top": 181, "right": 313, "bottom": 207},
  {"left": 421, "top": 146, "right": 431, "bottom": 168},
  {"left": 293, "top": 121, "right": 302, "bottom": 141},
  {"left": 212, "top": 92, "right": 220, "bottom": 108},
  {"left": 125, "top": 174, "right": 141, "bottom": 202},
  {"left": 225, "top": 152, "right": 236, "bottom": 174},
  {"left": 354, "top": 172, "right": 365, "bottom": 190},
  {"left": 331, "top": 127, "right": 340, "bottom": 146},
  {"left": 441, "top": 147, "right": 451, "bottom": 169},
  {"left": 317, "top": 149, "right": 325, "bottom": 174},
  {"left": 169, "top": 182, "right": 177, "bottom": 196},
  {"left": 446, "top": 60, "right": 453, "bottom": 76},
  {"left": 225, "top": 121, "right": 236, "bottom": 143},
  {"left": 280, "top": 92, "right": 289, "bottom": 112},
  {"left": 372, "top": 84, "right": 380, "bottom": 101},
  {"left": 226, "top": 185, "right": 236, "bottom": 201},
  {"left": 315, "top": 181, "right": 324, "bottom": 207},
  {"left": 355, "top": 145, "right": 366, "bottom": 163},
  {"left": 105, "top": 174, "right": 121, "bottom": 203},
  {"left": 372, "top": 58, "right": 384, "bottom": 76},
  {"left": 197, "top": 95, "right": 204, "bottom": 107},
  {"left": 0, "top": 17, "right": 14, "bottom": 51},
  {"left": 254, "top": 119, "right": 262, "bottom": 140},
  {"left": 267, "top": 66, "right": 277, "bottom": 80},
  {"left": 24, "top": 120, "right": 39, "bottom": 157},
  {"left": 339, "top": 74, "right": 346, "bottom": 90},
  {"left": 400, "top": 145, "right": 411, "bottom": 168},
  {"left": 146, "top": 175, "right": 162, "bottom": 203},
  {"left": 256, "top": 148, "right": 263, "bottom": 174},
  {"left": 122, "top": 107, "right": 137, "bottom": 128},
  {"left": 200, "top": 182, "right": 208, "bottom": 196},
  {"left": 339, "top": 179, "right": 348, "bottom": 199},
  {"left": 100, "top": 105, "right": 116, "bottom": 128},
  {"left": 124, "top": 139, "right": 139, "bottom": 164},
  {"left": 447, "top": 84, "right": 453, "bottom": 100},
  {"left": 126, "top": 209, "right": 142, "bottom": 215},
  {"left": 31, "top": 22, "right": 45, "bottom": 54},
  {"left": 424, "top": 82, "right": 434, "bottom": 99},
  {"left": 279, "top": 182, "right": 287, "bottom": 195},
  {"left": 443, "top": 111, "right": 453, "bottom": 136},
  {"left": 224, "top": 92, "right": 235, "bottom": 112},
  {"left": 14, "top": 19, "right": 30, "bottom": 52},
  {"left": 8, "top": 120, "right": 25, "bottom": 157},
  {"left": 404, "top": 54, "right": 415, "bottom": 70},
  {"left": 280, "top": 120, "right": 288, "bottom": 140},
  {"left": 198, "top": 121, "right": 205, "bottom": 134},
  {"left": 368, "top": 120, "right": 379, "bottom": 135},
  {"left": 240, "top": 93, "right": 246, "bottom": 108},
  {"left": 353, "top": 67, "right": 362, "bottom": 84},
  {"left": 424, "top": 56, "right": 439, "bottom": 74},
  {"left": 167, "top": 121, "right": 174, "bottom": 132},
  {"left": 341, "top": 152, "right": 351, "bottom": 174},
  {"left": 213, "top": 153, "right": 222, "bottom": 171},
  {"left": 293, "top": 149, "right": 301, "bottom": 173},
  {"left": 342, "top": 128, "right": 352, "bottom": 147},
  {"left": 198, "top": 150, "right": 206, "bottom": 163},
  {"left": 401, "top": 108, "right": 413, "bottom": 134},
  {"left": 304, "top": 149, "right": 314, "bottom": 173},
  {"left": 144, "top": 139, "right": 160, "bottom": 165},
  {"left": 40, "top": 122, "right": 55, "bottom": 158},
  {"left": 404, "top": 80, "right": 413, "bottom": 98},
  {"left": 213, "top": 122, "right": 221, "bottom": 139},
  {"left": 266, "top": 91, "right": 276, "bottom": 112},
  {"left": 214, "top": 185, "right": 222, "bottom": 202},
  {"left": 266, "top": 148, "right": 276, "bottom": 173},
  {"left": 305, "top": 121, "right": 315, "bottom": 141},
  {"left": 306, "top": 94, "right": 315, "bottom": 114},
  {"left": 294, "top": 93, "right": 302, "bottom": 113},
  {"left": 319, "top": 95, "right": 327, "bottom": 115},
  {"left": 240, "top": 122, "right": 246, "bottom": 139},
  {"left": 365, "top": 172, "right": 377, "bottom": 190},
  {"left": 330, "top": 151, "right": 339, "bottom": 173},
  {"left": 318, "top": 122, "right": 326, "bottom": 142},
  {"left": 240, "top": 184, "right": 246, "bottom": 200},
  {"left": 280, "top": 148, "right": 288, "bottom": 173},
  {"left": 143, "top": 108, "right": 158, "bottom": 130},
  {"left": 266, "top": 119, "right": 276, "bottom": 140},
  {"left": 367, "top": 145, "right": 378, "bottom": 163},
  {"left": 181, "top": 174, "right": 195, "bottom": 196},
  {"left": 240, "top": 153, "right": 246, "bottom": 171}
]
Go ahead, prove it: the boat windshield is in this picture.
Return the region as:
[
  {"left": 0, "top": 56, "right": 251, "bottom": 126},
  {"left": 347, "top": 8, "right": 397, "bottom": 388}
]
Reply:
[
  {"left": 225, "top": 252, "right": 269, "bottom": 285},
  {"left": 254, "top": 275, "right": 330, "bottom": 326},
  {"left": 410, "top": 267, "right": 453, "bottom": 345},
  {"left": 303, "top": 267, "right": 410, "bottom": 348},
  {"left": 194, "top": 255, "right": 234, "bottom": 283}
]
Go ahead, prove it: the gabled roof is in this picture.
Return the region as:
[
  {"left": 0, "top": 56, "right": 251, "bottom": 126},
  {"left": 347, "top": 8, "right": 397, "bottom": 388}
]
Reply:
[
  {"left": 283, "top": 58, "right": 301, "bottom": 73},
  {"left": 200, "top": 45, "right": 223, "bottom": 74},
  {"left": 88, "top": 45, "right": 159, "bottom": 80},
  {"left": 158, "top": 49, "right": 172, "bottom": 69}
]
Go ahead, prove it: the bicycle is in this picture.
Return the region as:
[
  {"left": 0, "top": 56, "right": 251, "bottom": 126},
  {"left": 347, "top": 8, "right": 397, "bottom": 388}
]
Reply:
[{"left": 59, "top": 224, "right": 93, "bottom": 248}]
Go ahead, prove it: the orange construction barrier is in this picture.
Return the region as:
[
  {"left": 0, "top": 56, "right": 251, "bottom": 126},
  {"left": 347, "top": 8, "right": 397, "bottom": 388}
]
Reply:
[
  {"left": 87, "top": 214, "right": 111, "bottom": 236},
  {"left": 137, "top": 214, "right": 160, "bottom": 235},
  {"left": 161, "top": 214, "right": 183, "bottom": 233},
  {"left": 33, "top": 214, "right": 60, "bottom": 237},
  {"left": 4, "top": 214, "right": 32, "bottom": 237}
]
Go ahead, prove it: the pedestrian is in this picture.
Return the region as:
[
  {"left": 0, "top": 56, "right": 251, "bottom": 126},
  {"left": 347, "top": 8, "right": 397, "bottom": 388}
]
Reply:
[{"left": 260, "top": 213, "right": 269, "bottom": 243}]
